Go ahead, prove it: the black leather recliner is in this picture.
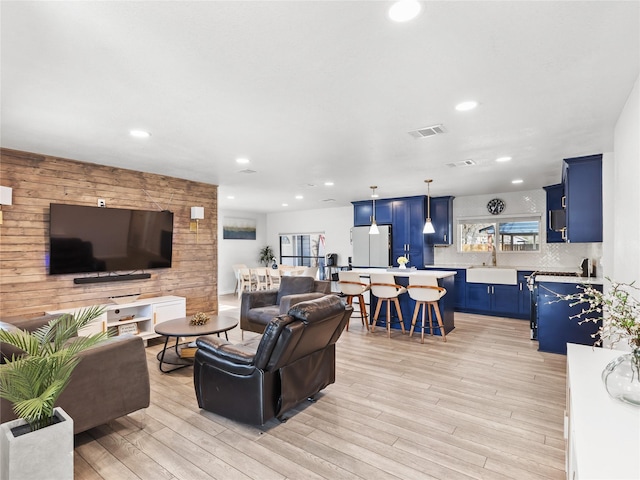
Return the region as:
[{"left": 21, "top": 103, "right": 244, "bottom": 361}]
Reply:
[{"left": 193, "top": 295, "right": 352, "bottom": 425}]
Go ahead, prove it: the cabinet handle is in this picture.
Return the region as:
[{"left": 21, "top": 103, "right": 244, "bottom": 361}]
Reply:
[
  {"left": 548, "top": 211, "right": 552, "bottom": 228},
  {"left": 561, "top": 228, "right": 567, "bottom": 241},
  {"left": 487, "top": 286, "right": 490, "bottom": 294},
  {"left": 153, "top": 313, "right": 157, "bottom": 325},
  {"left": 561, "top": 196, "right": 566, "bottom": 208},
  {"left": 102, "top": 321, "right": 106, "bottom": 333},
  {"left": 520, "top": 283, "right": 523, "bottom": 291},
  {"left": 444, "top": 234, "right": 447, "bottom": 243},
  {"left": 492, "top": 286, "right": 495, "bottom": 294}
]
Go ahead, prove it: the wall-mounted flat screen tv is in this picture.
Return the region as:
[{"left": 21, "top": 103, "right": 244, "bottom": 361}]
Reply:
[{"left": 49, "top": 203, "right": 174, "bottom": 275}]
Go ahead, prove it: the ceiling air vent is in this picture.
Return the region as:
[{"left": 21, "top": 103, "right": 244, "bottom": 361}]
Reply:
[
  {"left": 408, "top": 124, "right": 446, "bottom": 138},
  {"left": 238, "top": 169, "right": 257, "bottom": 174},
  {"left": 322, "top": 198, "right": 336, "bottom": 202},
  {"left": 446, "top": 159, "right": 476, "bottom": 168}
]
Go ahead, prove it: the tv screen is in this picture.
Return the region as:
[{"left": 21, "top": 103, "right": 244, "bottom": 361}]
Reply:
[{"left": 49, "top": 204, "right": 174, "bottom": 275}]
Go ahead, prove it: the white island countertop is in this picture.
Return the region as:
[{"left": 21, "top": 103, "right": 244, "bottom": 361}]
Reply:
[
  {"left": 350, "top": 268, "right": 456, "bottom": 279},
  {"left": 567, "top": 344, "right": 640, "bottom": 479}
]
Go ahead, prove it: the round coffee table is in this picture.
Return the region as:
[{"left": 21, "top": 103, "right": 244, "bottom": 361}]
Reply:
[{"left": 154, "top": 315, "right": 238, "bottom": 372}]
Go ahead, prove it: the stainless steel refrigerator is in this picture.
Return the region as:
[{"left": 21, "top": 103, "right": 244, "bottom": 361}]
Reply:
[{"left": 351, "top": 225, "right": 391, "bottom": 267}]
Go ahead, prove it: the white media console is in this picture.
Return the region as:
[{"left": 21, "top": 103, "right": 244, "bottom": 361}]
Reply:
[{"left": 48, "top": 295, "right": 186, "bottom": 344}]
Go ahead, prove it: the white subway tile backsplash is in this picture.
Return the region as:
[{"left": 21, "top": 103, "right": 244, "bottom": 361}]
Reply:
[{"left": 434, "top": 189, "right": 603, "bottom": 270}]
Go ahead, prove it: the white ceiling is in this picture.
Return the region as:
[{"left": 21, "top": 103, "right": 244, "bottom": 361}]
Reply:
[{"left": 1, "top": 1, "right": 639, "bottom": 213}]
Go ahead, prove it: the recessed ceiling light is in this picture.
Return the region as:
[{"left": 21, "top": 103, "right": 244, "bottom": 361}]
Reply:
[
  {"left": 226, "top": 195, "right": 235, "bottom": 200},
  {"left": 512, "top": 179, "right": 524, "bottom": 184},
  {"left": 455, "top": 101, "right": 479, "bottom": 111},
  {"left": 236, "top": 157, "right": 250, "bottom": 164},
  {"left": 324, "top": 181, "right": 334, "bottom": 186},
  {"left": 496, "top": 156, "right": 512, "bottom": 163},
  {"left": 129, "top": 130, "right": 151, "bottom": 138},
  {"left": 388, "top": 0, "right": 421, "bottom": 22},
  {"left": 282, "top": 203, "right": 289, "bottom": 207},
  {"left": 295, "top": 195, "right": 303, "bottom": 200}
]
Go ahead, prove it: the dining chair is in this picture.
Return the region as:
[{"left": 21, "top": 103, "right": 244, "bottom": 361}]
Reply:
[
  {"left": 253, "top": 267, "right": 269, "bottom": 291},
  {"left": 369, "top": 272, "right": 407, "bottom": 338},
  {"left": 301, "top": 266, "right": 318, "bottom": 279},
  {"left": 406, "top": 275, "right": 447, "bottom": 343},
  {"left": 231, "top": 263, "right": 246, "bottom": 295},
  {"left": 238, "top": 268, "right": 256, "bottom": 297},
  {"left": 267, "top": 267, "right": 281, "bottom": 289}
]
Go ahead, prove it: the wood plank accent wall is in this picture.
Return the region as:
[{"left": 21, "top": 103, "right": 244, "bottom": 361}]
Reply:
[{"left": 0, "top": 148, "right": 217, "bottom": 317}]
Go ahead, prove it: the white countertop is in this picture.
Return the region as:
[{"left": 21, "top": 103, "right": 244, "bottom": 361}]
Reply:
[
  {"left": 536, "top": 275, "right": 602, "bottom": 284},
  {"left": 350, "top": 268, "right": 456, "bottom": 279},
  {"left": 566, "top": 344, "right": 640, "bottom": 479},
  {"left": 426, "top": 264, "right": 585, "bottom": 275}
]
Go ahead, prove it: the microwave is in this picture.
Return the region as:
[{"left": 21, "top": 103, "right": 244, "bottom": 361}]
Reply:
[{"left": 550, "top": 209, "right": 566, "bottom": 232}]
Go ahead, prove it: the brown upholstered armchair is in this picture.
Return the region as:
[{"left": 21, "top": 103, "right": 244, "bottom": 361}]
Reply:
[
  {"left": 240, "top": 275, "right": 331, "bottom": 334},
  {"left": 194, "top": 295, "right": 352, "bottom": 425},
  {"left": 0, "top": 313, "right": 150, "bottom": 434}
]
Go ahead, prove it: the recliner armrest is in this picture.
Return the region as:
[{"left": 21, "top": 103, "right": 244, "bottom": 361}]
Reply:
[{"left": 279, "top": 292, "right": 326, "bottom": 314}]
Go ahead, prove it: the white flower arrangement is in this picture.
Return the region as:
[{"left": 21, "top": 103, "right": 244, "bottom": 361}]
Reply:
[
  {"left": 396, "top": 256, "right": 409, "bottom": 265},
  {"left": 555, "top": 278, "right": 640, "bottom": 349}
]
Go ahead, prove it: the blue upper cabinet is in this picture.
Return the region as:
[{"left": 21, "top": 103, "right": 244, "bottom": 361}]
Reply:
[
  {"left": 427, "top": 196, "right": 454, "bottom": 245},
  {"left": 543, "top": 184, "right": 565, "bottom": 243},
  {"left": 391, "top": 196, "right": 427, "bottom": 268},
  {"left": 354, "top": 195, "right": 429, "bottom": 268},
  {"left": 352, "top": 199, "right": 392, "bottom": 227},
  {"left": 563, "top": 154, "right": 603, "bottom": 243}
]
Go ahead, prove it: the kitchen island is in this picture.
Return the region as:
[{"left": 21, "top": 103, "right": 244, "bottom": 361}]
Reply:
[{"left": 351, "top": 268, "right": 456, "bottom": 334}]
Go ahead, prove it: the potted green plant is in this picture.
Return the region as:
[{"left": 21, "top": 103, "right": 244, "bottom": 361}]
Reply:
[
  {"left": 259, "top": 245, "right": 276, "bottom": 267},
  {"left": 0, "top": 306, "right": 109, "bottom": 479}
]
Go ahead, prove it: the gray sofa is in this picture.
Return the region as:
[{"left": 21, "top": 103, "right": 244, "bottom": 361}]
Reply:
[
  {"left": 0, "top": 313, "right": 150, "bottom": 434},
  {"left": 240, "top": 275, "right": 331, "bottom": 334}
]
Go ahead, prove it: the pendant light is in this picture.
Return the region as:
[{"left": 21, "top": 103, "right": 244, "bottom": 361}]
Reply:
[
  {"left": 369, "top": 185, "right": 380, "bottom": 235},
  {"left": 423, "top": 179, "right": 436, "bottom": 234}
]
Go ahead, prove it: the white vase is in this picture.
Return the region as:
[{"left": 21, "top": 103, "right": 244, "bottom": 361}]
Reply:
[
  {"left": 0, "top": 407, "right": 74, "bottom": 480},
  {"left": 399, "top": 264, "right": 406, "bottom": 269}
]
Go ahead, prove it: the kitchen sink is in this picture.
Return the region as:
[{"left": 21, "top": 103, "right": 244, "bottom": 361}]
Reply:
[{"left": 466, "top": 267, "right": 517, "bottom": 285}]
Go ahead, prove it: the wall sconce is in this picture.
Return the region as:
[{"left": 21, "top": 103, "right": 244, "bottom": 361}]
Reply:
[
  {"left": 0, "top": 186, "right": 12, "bottom": 225},
  {"left": 190, "top": 206, "right": 204, "bottom": 242}
]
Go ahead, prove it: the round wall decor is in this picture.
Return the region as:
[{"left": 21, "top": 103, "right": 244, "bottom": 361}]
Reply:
[{"left": 487, "top": 198, "right": 506, "bottom": 215}]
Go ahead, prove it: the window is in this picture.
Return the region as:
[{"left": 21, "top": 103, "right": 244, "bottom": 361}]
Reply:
[
  {"left": 279, "top": 233, "right": 326, "bottom": 278},
  {"left": 459, "top": 217, "right": 540, "bottom": 253}
]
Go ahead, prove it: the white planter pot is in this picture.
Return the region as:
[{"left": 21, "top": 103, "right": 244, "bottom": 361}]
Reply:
[{"left": 0, "top": 407, "right": 74, "bottom": 480}]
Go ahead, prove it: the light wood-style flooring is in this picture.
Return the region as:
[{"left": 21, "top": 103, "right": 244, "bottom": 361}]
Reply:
[{"left": 74, "top": 295, "right": 567, "bottom": 479}]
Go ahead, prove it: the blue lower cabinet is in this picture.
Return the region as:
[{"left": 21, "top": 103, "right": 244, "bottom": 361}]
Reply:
[
  {"left": 465, "top": 283, "right": 521, "bottom": 318},
  {"left": 453, "top": 269, "right": 466, "bottom": 309},
  {"left": 466, "top": 284, "right": 493, "bottom": 311},
  {"left": 518, "top": 271, "right": 533, "bottom": 316},
  {"left": 369, "top": 275, "right": 455, "bottom": 335},
  {"left": 536, "top": 281, "right": 602, "bottom": 354}
]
